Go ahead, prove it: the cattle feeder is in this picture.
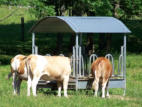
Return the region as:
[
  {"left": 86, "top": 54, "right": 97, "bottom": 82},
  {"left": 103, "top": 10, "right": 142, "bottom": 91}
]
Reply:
[{"left": 29, "top": 16, "right": 131, "bottom": 96}]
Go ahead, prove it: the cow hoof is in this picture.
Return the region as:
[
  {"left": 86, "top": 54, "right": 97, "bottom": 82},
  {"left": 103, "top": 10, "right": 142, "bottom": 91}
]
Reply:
[
  {"left": 106, "top": 96, "right": 110, "bottom": 98},
  {"left": 33, "top": 94, "right": 37, "bottom": 97},
  {"left": 102, "top": 96, "right": 105, "bottom": 98},
  {"left": 64, "top": 96, "right": 68, "bottom": 98}
]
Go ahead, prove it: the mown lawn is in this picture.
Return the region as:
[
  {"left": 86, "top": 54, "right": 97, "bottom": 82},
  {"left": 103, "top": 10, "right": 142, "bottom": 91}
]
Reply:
[{"left": 0, "top": 54, "right": 142, "bottom": 107}]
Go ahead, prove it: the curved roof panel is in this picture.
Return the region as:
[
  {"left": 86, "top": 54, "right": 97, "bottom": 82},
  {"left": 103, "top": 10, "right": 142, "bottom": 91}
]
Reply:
[{"left": 29, "top": 16, "right": 131, "bottom": 33}]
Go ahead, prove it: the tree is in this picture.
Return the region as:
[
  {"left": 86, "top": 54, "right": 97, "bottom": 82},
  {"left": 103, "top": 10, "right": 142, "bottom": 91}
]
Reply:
[
  {"left": 120, "top": 0, "right": 142, "bottom": 19},
  {"left": 29, "top": 0, "right": 56, "bottom": 19}
]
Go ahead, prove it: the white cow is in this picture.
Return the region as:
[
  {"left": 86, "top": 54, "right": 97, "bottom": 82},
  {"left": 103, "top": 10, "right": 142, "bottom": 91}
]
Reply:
[
  {"left": 26, "top": 54, "right": 71, "bottom": 97},
  {"left": 9, "top": 54, "right": 28, "bottom": 95}
]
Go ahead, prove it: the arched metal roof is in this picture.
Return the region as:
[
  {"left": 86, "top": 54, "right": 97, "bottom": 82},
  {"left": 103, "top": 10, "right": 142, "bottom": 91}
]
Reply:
[{"left": 29, "top": 16, "right": 131, "bottom": 33}]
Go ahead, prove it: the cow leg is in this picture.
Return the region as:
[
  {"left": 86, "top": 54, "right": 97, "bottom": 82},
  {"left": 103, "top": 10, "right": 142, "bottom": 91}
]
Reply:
[
  {"left": 102, "top": 79, "right": 108, "bottom": 98},
  {"left": 63, "top": 76, "right": 69, "bottom": 97},
  {"left": 27, "top": 74, "right": 32, "bottom": 96},
  {"left": 106, "top": 81, "right": 110, "bottom": 98},
  {"left": 32, "top": 76, "right": 40, "bottom": 96},
  {"left": 12, "top": 72, "right": 17, "bottom": 95},
  {"left": 93, "top": 78, "right": 99, "bottom": 97},
  {"left": 16, "top": 78, "right": 22, "bottom": 95},
  {"left": 57, "top": 81, "right": 62, "bottom": 97}
]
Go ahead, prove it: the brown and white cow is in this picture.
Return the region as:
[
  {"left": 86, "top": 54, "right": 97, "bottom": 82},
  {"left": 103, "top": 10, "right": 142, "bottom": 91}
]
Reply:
[
  {"left": 91, "top": 57, "right": 112, "bottom": 98},
  {"left": 10, "top": 54, "right": 27, "bottom": 95},
  {"left": 26, "top": 54, "right": 71, "bottom": 97}
]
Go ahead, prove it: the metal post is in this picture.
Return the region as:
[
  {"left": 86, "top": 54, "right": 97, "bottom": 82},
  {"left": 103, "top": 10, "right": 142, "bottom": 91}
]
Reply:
[
  {"left": 35, "top": 46, "right": 38, "bottom": 54},
  {"left": 121, "top": 46, "right": 124, "bottom": 76},
  {"left": 32, "top": 33, "right": 35, "bottom": 54},
  {"left": 81, "top": 56, "right": 85, "bottom": 76},
  {"left": 79, "top": 33, "right": 82, "bottom": 46},
  {"left": 79, "top": 47, "right": 81, "bottom": 77},
  {"left": 75, "top": 33, "right": 79, "bottom": 90},
  {"left": 79, "top": 34, "right": 82, "bottom": 76},
  {"left": 123, "top": 35, "right": 126, "bottom": 96},
  {"left": 73, "top": 47, "right": 75, "bottom": 77},
  {"left": 124, "top": 36, "right": 126, "bottom": 78}
]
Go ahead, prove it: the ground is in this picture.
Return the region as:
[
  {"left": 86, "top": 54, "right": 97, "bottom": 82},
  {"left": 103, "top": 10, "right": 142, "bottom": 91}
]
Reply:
[{"left": 0, "top": 54, "right": 142, "bottom": 107}]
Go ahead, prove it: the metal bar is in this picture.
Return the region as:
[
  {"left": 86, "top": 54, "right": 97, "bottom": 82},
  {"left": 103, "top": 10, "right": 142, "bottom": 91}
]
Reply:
[
  {"left": 73, "top": 47, "right": 75, "bottom": 77},
  {"left": 32, "top": 33, "right": 35, "bottom": 54},
  {"left": 70, "top": 56, "right": 73, "bottom": 76},
  {"left": 35, "top": 46, "right": 38, "bottom": 54},
  {"left": 89, "top": 54, "right": 98, "bottom": 63},
  {"left": 118, "top": 54, "right": 122, "bottom": 75},
  {"left": 75, "top": 33, "right": 79, "bottom": 91},
  {"left": 105, "top": 54, "right": 114, "bottom": 75},
  {"left": 121, "top": 46, "right": 124, "bottom": 76},
  {"left": 81, "top": 56, "right": 85, "bottom": 76},
  {"left": 123, "top": 35, "right": 127, "bottom": 96},
  {"left": 79, "top": 33, "right": 82, "bottom": 46},
  {"left": 124, "top": 36, "right": 126, "bottom": 78},
  {"left": 89, "top": 54, "right": 98, "bottom": 73},
  {"left": 79, "top": 33, "right": 83, "bottom": 76},
  {"left": 79, "top": 33, "right": 82, "bottom": 77},
  {"left": 79, "top": 47, "right": 81, "bottom": 77}
]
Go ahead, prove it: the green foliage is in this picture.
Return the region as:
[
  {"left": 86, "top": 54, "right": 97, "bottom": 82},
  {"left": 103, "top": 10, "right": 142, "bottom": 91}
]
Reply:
[
  {"left": 1, "top": 0, "right": 142, "bottom": 19},
  {"left": 0, "top": 5, "right": 142, "bottom": 56},
  {"left": 29, "top": 0, "right": 55, "bottom": 18},
  {"left": 120, "top": 0, "right": 142, "bottom": 19},
  {"left": 86, "top": 0, "right": 113, "bottom": 16},
  {"left": 0, "top": 0, "right": 30, "bottom": 6},
  {"left": 0, "top": 55, "right": 13, "bottom": 64}
]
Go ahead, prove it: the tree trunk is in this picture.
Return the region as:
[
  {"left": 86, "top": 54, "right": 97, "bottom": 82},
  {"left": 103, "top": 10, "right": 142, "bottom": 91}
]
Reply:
[
  {"left": 113, "top": 1, "right": 120, "bottom": 18},
  {"left": 86, "top": 34, "right": 94, "bottom": 56},
  {"left": 69, "top": 34, "right": 75, "bottom": 50}
]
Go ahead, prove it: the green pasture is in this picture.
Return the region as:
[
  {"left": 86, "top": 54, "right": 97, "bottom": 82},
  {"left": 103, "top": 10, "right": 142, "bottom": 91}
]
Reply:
[{"left": 0, "top": 54, "right": 142, "bottom": 107}]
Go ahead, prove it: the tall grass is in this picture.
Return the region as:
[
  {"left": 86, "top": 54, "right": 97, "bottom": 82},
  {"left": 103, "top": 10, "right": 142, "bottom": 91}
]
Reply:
[{"left": 0, "top": 54, "right": 142, "bottom": 107}]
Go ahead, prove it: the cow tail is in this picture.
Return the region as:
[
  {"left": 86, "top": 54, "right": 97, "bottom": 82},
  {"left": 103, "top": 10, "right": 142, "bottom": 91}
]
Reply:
[{"left": 25, "top": 58, "right": 32, "bottom": 79}]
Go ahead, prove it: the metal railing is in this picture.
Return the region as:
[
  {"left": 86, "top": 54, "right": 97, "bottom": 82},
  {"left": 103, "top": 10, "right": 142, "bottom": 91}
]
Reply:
[
  {"left": 105, "top": 54, "right": 115, "bottom": 76},
  {"left": 71, "top": 46, "right": 85, "bottom": 77},
  {"left": 32, "top": 45, "right": 38, "bottom": 54},
  {"left": 89, "top": 50, "right": 124, "bottom": 78}
]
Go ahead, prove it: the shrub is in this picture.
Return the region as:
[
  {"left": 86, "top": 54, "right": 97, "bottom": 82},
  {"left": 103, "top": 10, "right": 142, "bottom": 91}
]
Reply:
[{"left": 0, "top": 55, "right": 13, "bottom": 65}]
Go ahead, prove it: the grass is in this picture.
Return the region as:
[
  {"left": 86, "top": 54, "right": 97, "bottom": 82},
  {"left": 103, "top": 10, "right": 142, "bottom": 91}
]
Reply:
[{"left": 0, "top": 54, "right": 142, "bottom": 107}]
